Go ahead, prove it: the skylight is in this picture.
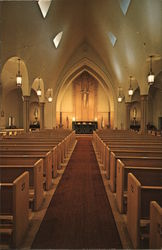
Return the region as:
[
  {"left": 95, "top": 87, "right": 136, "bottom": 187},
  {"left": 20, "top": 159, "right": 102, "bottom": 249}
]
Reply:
[
  {"left": 119, "top": 0, "right": 131, "bottom": 15},
  {"left": 53, "top": 31, "right": 63, "bottom": 48},
  {"left": 108, "top": 32, "right": 117, "bottom": 47},
  {"left": 38, "top": 0, "right": 52, "bottom": 18}
]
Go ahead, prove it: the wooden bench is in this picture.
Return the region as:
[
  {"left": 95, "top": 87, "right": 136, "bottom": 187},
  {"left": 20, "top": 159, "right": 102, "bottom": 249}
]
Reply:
[
  {"left": 1, "top": 134, "right": 67, "bottom": 152},
  {"left": 110, "top": 153, "right": 162, "bottom": 192},
  {"left": 127, "top": 173, "right": 162, "bottom": 249},
  {"left": 0, "top": 128, "right": 24, "bottom": 136},
  {"left": 0, "top": 140, "right": 63, "bottom": 171},
  {"left": 0, "top": 147, "right": 57, "bottom": 178},
  {"left": 0, "top": 130, "right": 76, "bottom": 169},
  {"left": 94, "top": 135, "right": 162, "bottom": 172},
  {"left": 105, "top": 145, "right": 162, "bottom": 178},
  {"left": 102, "top": 141, "right": 162, "bottom": 168},
  {"left": 149, "top": 201, "right": 162, "bottom": 249},
  {"left": 0, "top": 153, "right": 52, "bottom": 190},
  {"left": 0, "top": 171, "right": 29, "bottom": 248},
  {"left": 0, "top": 144, "right": 58, "bottom": 177},
  {"left": 116, "top": 159, "right": 162, "bottom": 213},
  {"left": 0, "top": 158, "right": 44, "bottom": 211}
]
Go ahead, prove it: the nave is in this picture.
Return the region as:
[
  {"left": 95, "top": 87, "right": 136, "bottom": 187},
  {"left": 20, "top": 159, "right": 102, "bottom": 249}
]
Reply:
[
  {"left": 0, "top": 129, "right": 162, "bottom": 249},
  {"left": 31, "top": 136, "right": 122, "bottom": 249}
]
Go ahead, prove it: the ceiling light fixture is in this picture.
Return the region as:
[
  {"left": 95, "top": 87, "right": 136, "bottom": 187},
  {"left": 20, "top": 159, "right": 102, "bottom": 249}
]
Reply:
[
  {"left": 128, "top": 76, "right": 133, "bottom": 96},
  {"left": 37, "top": 78, "right": 42, "bottom": 97},
  {"left": 148, "top": 55, "right": 154, "bottom": 85},
  {"left": 16, "top": 58, "right": 22, "bottom": 87},
  {"left": 118, "top": 87, "right": 123, "bottom": 103},
  {"left": 48, "top": 89, "right": 53, "bottom": 102}
]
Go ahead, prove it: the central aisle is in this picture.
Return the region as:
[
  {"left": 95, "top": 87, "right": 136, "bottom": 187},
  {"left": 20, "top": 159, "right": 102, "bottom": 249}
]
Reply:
[{"left": 32, "top": 136, "right": 122, "bottom": 249}]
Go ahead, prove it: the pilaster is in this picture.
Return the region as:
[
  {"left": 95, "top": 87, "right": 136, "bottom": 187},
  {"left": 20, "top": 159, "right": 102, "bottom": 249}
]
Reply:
[
  {"left": 140, "top": 95, "right": 148, "bottom": 134},
  {"left": 125, "top": 102, "right": 131, "bottom": 130},
  {"left": 23, "top": 96, "right": 30, "bottom": 132},
  {"left": 39, "top": 102, "right": 45, "bottom": 129}
]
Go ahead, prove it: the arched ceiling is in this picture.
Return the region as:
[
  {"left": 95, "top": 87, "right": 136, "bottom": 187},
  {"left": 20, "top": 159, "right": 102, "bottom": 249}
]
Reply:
[{"left": 0, "top": 0, "right": 162, "bottom": 97}]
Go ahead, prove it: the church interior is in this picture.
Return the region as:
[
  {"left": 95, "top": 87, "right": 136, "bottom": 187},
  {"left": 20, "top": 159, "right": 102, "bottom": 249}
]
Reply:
[{"left": 0, "top": 0, "right": 162, "bottom": 249}]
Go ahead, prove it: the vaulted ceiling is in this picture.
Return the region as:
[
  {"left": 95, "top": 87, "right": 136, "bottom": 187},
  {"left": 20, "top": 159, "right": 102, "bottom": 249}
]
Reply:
[{"left": 0, "top": 0, "right": 162, "bottom": 99}]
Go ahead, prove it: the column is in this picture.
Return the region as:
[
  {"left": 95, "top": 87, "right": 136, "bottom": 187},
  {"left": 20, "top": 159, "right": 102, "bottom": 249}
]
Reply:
[
  {"left": 40, "top": 102, "right": 45, "bottom": 129},
  {"left": 125, "top": 102, "right": 131, "bottom": 130},
  {"left": 23, "top": 96, "right": 30, "bottom": 132},
  {"left": 60, "top": 111, "right": 62, "bottom": 127},
  {"left": 108, "top": 111, "right": 111, "bottom": 128},
  {"left": 140, "top": 95, "right": 148, "bottom": 134}
]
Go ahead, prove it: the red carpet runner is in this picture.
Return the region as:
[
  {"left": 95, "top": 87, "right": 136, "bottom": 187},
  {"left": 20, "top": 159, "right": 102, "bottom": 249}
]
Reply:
[{"left": 32, "top": 137, "right": 122, "bottom": 249}]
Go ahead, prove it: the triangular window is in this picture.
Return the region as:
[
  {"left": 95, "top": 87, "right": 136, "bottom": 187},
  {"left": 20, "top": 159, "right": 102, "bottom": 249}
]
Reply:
[
  {"left": 38, "top": 0, "right": 52, "bottom": 18},
  {"left": 53, "top": 31, "right": 63, "bottom": 48},
  {"left": 108, "top": 32, "right": 117, "bottom": 47},
  {"left": 119, "top": 0, "right": 131, "bottom": 15}
]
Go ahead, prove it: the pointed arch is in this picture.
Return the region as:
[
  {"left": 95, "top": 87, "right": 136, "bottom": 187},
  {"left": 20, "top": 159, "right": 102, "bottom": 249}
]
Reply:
[{"left": 54, "top": 58, "right": 117, "bottom": 128}]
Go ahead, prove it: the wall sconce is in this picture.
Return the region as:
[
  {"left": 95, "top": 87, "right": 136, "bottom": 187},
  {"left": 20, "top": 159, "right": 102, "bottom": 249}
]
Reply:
[
  {"left": 128, "top": 76, "right": 133, "bottom": 96},
  {"left": 36, "top": 78, "right": 42, "bottom": 97},
  {"left": 118, "top": 87, "right": 123, "bottom": 103},
  {"left": 48, "top": 89, "right": 53, "bottom": 102},
  {"left": 148, "top": 55, "right": 155, "bottom": 85},
  {"left": 16, "top": 58, "right": 22, "bottom": 87}
]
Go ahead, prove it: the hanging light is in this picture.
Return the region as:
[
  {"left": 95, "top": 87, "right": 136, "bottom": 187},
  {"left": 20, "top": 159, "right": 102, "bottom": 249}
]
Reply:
[
  {"left": 118, "top": 96, "right": 122, "bottom": 103},
  {"left": 128, "top": 76, "right": 133, "bottom": 96},
  {"left": 118, "top": 87, "right": 123, "bottom": 103},
  {"left": 47, "top": 88, "right": 53, "bottom": 102},
  {"left": 48, "top": 95, "right": 53, "bottom": 102},
  {"left": 16, "top": 58, "right": 22, "bottom": 87},
  {"left": 148, "top": 55, "right": 154, "bottom": 85},
  {"left": 37, "top": 78, "right": 42, "bottom": 97},
  {"left": 48, "top": 89, "right": 53, "bottom": 102}
]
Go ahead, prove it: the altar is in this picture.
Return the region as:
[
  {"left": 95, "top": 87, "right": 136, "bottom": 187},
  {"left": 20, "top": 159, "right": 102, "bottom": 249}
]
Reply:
[{"left": 72, "top": 121, "right": 98, "bottom": 134}]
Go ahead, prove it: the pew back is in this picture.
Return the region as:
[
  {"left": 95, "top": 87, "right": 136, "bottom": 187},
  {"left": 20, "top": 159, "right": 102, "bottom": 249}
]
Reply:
[
  {"left": 149, "top": 201, "right": 162, "bottom": 249},
  {"left": 0, "top": 158, "right": 43, "bottom": 210},
  {"left": 127, "top": 173, "right": 162, "bottom": 248},
  {"left": 116, "top": 159, "right": 162, "bottom": 213},
  {"left": 0, "top": 171, "right": 29, "bottom": 248}
]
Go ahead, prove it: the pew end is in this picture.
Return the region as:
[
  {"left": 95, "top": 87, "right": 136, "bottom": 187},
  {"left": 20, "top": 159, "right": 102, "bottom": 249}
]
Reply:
[
  {"left": 0, "top": 172, "right": 29, "bottom": 248},
  {"left": 127, "top": 173, "right": 162, "bottom": 249},
  {"left": 149, "top": 201, "right": 162, "bottom": 249}
]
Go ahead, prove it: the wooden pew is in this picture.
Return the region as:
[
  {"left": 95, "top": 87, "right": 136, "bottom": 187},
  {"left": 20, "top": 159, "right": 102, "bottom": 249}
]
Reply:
[
  {"left": 0, "top": 144, "right": 58, "bottom": 177},
  {"left": 103, "top": 141, "right": 162, "bottom": 166},
  {"left": 0, "top": 158, "right": 44, "bottom": 211},
  {"left": 0, "top": 171, "right": 29, "bottom": 248},
  {"left": 116, "top": 159, "right": 162, "bottom": 213},
  {"left": 0, "top": 128, "right": 24, "bottom": 136},
  {"left": 0, "top": 153, "right": 52, "bottom": 190},
  {"left": 110, "top": 153, "right": 162, "bottom": 192},
  {"left": 0, "top": 130, "right": 76, "bottom": 170},
  {"left": 0, "top": 147, "right": 56, "bottom": 178},
  {"left": 94, "top": 135, "right": 162, "bottom": 172},
  {"left": 0, "top": 141, "right": 63, "bottom": 171},
  {"left": 149, "top": 201, "right": 162, "bottom": 249},
  {"left": 105, "top": 145, "right": 162, "bottom": 178},
  {"left": 127, "top": 173, "right": 162, "bottom": 249}
]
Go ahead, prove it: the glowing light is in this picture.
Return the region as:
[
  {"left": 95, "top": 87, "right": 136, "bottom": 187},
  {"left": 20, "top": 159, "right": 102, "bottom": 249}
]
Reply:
[
  {"left": 53, "top": 31, "right": 63, "bottom": 48},
  {"left": 38, "top": 0, "right": 52, "bottom": 18}
]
